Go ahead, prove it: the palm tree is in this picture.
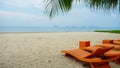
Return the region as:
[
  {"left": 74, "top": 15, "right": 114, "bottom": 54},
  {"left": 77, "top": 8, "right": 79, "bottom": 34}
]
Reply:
[{"left": 43, "top": 0, "right": 120, "bottom": 18}]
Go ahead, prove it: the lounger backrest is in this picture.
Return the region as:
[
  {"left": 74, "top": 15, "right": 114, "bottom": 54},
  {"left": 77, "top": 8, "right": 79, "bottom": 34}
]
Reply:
[
  {"left": 85, "top": 46, "right": 114, "bottom": 58},
  {"left": 114, "top": 40, "right": 120, "bottom": 45}
]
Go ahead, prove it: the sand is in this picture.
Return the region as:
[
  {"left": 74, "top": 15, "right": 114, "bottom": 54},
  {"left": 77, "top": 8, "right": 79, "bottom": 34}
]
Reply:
[{"left": 0, "top": 32, "right": 120, "bottom": 68}]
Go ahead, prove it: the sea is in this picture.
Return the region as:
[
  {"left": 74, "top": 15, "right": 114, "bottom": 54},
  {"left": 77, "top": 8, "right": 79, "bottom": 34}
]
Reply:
[{"left": 0, "top": 26, "right": 119, "bottom": 32}]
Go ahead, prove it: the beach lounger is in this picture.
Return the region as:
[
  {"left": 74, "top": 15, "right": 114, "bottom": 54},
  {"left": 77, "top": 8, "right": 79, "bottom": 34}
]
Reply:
[
  {"left": 82, "top": 44, "right": 120, "bottom": 64},
  {"left": 61, "top": 44, "right": 116, "bottom": 68},
  {"left": 85, "top": 40, "right": 120, "bottom": 64},
  {"left": 81, "top": 40, "right": 120, "bottom": 65},
  {"left": 103, "top": 39, "right": 120, "bottom": 45},
  {"left": 102, "top": 39, "right": 120, "bottom": 64}
]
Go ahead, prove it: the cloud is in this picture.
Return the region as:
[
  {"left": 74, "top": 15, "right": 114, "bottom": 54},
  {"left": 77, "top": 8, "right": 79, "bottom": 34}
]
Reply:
[
  {"left": 0, "top": 0, "right": 44, "bottom": 8},
  {"left": 0, "top": 10, "right": 51, "bottom": 26},
  {"left": 0, "top": 11, "right": 48, "bottom": 20},
  {"left": 111, "top": 13, "right": 117, "bottom": 17}
]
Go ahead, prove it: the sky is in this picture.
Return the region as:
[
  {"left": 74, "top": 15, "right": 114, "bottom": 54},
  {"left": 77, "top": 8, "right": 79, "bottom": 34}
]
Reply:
[{"left": 0, "top": 0, "right": 120, "bottom": 28}]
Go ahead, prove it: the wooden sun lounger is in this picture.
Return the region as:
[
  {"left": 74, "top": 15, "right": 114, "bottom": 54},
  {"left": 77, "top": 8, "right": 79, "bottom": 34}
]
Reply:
[
  {"left": 102, "top": 39, "right": 120, "bottom": 64},
  {"left": 80, "top": 40, "right": 120, "bottom": 65},
  {"left": 82, "top": 44, "right": 120, "bottom": 64},
  {"left": 61, "top": 40, "right": 120, "bottom": 68},
  {"left": 61, "top": 44, "right": 117, "bottom": 68},
  {"left": 103, "top": 39, "right": 120, "bottom": 45}
]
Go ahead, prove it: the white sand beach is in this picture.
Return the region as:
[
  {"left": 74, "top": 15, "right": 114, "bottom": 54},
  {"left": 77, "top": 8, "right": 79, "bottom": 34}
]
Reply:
[{"left": 0, "top": 32, "right": 120, "bottom": 68}]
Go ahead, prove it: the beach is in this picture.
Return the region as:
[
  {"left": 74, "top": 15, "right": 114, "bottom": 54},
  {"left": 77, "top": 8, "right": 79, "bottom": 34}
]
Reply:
[{"left": 0, "top": 32, "right": 120, "bottom": 68}]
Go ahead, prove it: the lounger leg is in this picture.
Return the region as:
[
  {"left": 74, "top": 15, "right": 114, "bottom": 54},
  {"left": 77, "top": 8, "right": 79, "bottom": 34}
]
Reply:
[
  {"left": 114, "top": 57, "right": 120, "bottom": 64},
  {"left": 89, "top": 62, "right": 111, "bottom": 68},
  {"left": 65, "top": 53, "right": 70, "bottom": 56}
]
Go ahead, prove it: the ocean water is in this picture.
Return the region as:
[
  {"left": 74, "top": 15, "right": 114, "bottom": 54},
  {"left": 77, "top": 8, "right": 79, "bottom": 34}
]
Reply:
[{"left": 0, "top": 26, "right": 119, "bottom": 32}]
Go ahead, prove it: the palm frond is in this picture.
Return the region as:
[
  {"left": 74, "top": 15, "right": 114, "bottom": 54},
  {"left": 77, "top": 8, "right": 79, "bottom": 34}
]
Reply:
[
  {"left": 84, "top": 0, "right": 118, "bottom": 11},
  {"left": 43, "top": 0, "right": 120, "bottom": 18},
  {"left": 44, "top": 0, "right": 75, "bottom": 18}
]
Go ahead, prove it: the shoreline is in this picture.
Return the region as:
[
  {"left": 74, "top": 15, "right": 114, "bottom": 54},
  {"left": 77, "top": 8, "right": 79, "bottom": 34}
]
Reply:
[
  {"left": 0, "top": 31, "right": 119, "bottom": 34},
  {"left": 0, "top": 29, "right": 120, "bottom": 34},
  {"left": 0, "top": 31, "right": 93, "bottom": 33}
]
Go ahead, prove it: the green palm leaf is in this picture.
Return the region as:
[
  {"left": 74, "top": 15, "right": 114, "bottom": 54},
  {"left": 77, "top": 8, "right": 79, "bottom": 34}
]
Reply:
[
  {"left": 44, "top": 0, "right": 76, "bottom": 18},
  {"left": 84, "top": 0, "right": 118, "bottom": 10},
  {"left": 43, "top": 0, "right": 120, "bottom": 18}
]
